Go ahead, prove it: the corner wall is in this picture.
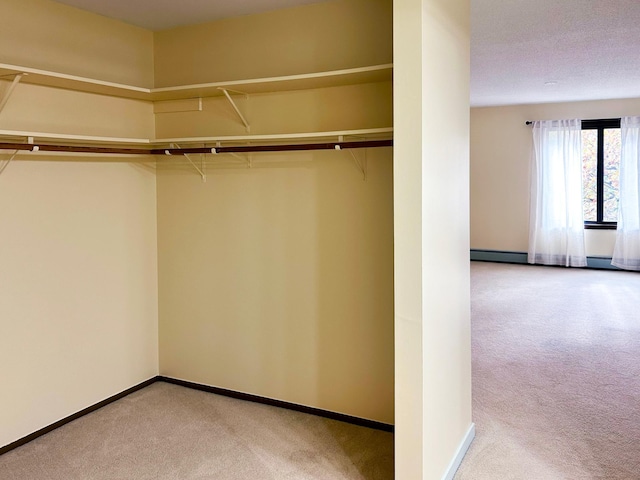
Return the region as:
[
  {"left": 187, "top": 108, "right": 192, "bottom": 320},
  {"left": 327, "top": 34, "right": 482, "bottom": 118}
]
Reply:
[
  {"left": 394, "top": 0, "right": 472, "bottom": 478},
  {"left": 471, "top": 97, "right": 640, "bottom": 257}
]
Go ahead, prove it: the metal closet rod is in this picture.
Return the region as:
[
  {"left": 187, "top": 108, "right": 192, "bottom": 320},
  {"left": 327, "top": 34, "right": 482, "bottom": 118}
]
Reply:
[{"left": 0, "top": 139, "right": 393, "bottom": 156}]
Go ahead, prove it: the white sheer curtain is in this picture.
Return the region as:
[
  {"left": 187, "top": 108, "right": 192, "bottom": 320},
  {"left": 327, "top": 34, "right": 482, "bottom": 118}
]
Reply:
[
  {"left": 612, "top": 116, "right": 640, "bottom": 270},
  {"left": 528, "top": 119, "right": 587, "bottom": 267}
]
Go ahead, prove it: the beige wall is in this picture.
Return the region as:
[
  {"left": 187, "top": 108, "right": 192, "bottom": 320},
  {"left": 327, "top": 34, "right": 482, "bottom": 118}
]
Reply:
[
  {"left": 0, "top": 0, "right": 154, "bottom": 87},
  {"left": 157, "top": 150, "right": 394, "bottom": 423},
  {"left": 393, "top": 1, "right": 424, "bottom": 474},
  {"left": 394, "top": 0, "right": 472, "bottom": 478},
  {"left": 0, "top": 0, "right": 155, "bottom": 144},
  {"left": 0, "top": 81, "right": 154, "bottom": 140},
  {"left": 153, "top": 0, "right": 393, "bottom": 87},
  {"left": 155, "top": 81, "right": 392, "bottom": 139},
  {"left": 0, "top": 160, "right": 158, "bottom": 448},
  {"left": 0, "top": 0, "right": 159, "bottom": 449},
  {"left": 155, "top": 0, "right": 394, "bottom": 424},
  {"left": 471, "top": 97, "right": 640, "bottom": 257}
]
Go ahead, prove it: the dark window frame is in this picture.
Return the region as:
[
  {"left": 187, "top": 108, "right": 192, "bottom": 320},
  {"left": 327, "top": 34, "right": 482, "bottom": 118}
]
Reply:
[{"left": 582, "top": 118, "right": 621, "bottom": 230}]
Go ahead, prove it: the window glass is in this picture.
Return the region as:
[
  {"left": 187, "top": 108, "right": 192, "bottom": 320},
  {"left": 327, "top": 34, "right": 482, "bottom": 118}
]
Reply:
[
  {"left": 582, "top": 129, "right": 597, "bottom": 222},
  {"left": 603, "top": 128, "right": 621, "bottom": 222}
]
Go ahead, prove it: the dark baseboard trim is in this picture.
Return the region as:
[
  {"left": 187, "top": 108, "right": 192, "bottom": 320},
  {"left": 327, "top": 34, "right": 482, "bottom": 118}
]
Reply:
[
  {"left": 470, "top": 249, "right": 620, "bottom": 271},
  {"left": 586, "top": 256, "right": 619, "bottom": 270},
  {"left": 0, "top": 376, "right": 159, "bottom": 456},
  {"left": 158, "top": 376, "right": 394, "bottom": 433},
  {"left": 1, "top": 375, "right": 393, "bottom": 456},
  {"left": 470, "top": 249, "right": 528, "bottom": 265}
]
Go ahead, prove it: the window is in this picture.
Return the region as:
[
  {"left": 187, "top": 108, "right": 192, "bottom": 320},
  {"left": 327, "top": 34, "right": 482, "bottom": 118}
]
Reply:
[{"left": 581, "top": 118, "right": 621, "bottom": 228}]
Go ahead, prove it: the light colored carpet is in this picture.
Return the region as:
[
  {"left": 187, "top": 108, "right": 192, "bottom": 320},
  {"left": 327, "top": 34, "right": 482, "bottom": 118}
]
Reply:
[
  {"left": 0, "top": 382, "right": 393, "bottom": 479},
  {"left": 456, "top": 262, "right": 640, "bottom": 480}
]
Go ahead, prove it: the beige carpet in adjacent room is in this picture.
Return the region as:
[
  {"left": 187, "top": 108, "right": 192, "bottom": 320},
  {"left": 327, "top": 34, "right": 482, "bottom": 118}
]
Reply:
[
  {"left": 456, "top": 262, "right": 640, "bottom": 480},
  {"left": 0, "top": 382, "right": 393, "bottom": 480}
]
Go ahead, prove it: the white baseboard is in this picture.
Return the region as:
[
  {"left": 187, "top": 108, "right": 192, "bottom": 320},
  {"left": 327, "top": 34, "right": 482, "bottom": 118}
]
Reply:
[{"left": 442, "top": 423, "right": 476, "bottom": 480}]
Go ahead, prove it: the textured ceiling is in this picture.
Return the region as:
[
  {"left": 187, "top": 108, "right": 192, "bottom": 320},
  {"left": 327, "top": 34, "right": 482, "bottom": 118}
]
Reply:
[
  {"left": 471, "top": 0, "right": 640, "bottom": 106},
  {"left": 52, "top": 0, "right": 640, "bottom": 107},
  {"left": 53, "top": 0, "right": 323, "bottom": 31}
]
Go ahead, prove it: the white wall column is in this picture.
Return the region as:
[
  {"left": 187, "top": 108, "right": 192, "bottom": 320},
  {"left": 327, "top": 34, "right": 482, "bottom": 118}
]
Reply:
[{"left": 393, "top": 0, "right": 473, "bottom": 478}]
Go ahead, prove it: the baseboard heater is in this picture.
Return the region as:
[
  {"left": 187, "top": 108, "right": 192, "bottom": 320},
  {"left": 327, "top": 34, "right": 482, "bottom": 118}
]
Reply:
[
  {"left": 470, "top": 249, "right": 618, "bottom": 270},
  {"left": 0, "top": 376, "right": 393, "bottom": 456}
]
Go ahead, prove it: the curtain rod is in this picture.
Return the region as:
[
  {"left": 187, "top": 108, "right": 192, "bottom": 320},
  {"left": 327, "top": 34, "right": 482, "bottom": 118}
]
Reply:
[
  {"left": 525, "top": 118, "right": 621, "bottom": 126},
  {"left": 0, "top": 139, "right": 393, "bottom": 156}
]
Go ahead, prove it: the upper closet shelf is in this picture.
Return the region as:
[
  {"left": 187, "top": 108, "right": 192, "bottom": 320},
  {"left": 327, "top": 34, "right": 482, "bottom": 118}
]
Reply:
[
  {"left": 0, "top": 64, "right": 151, "bottom": 100},
  {"left": 0, "top": 63, "right": 393, "bottom": 101},
  {"left": 0, "top": 129, "right": 150, "bottom": 145},
  {"left": 156, "top": 127, "right": 394, "bottom": 144},
  {"left": 150, "top": 64, "right": 394, "bottom": 101}
]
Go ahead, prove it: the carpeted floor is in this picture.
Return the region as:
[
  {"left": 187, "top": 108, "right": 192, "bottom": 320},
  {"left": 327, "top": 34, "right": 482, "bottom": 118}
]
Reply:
[
  {"left": 456, "top": 262, "right": 640, "bottom": 480},
  {"left": 0, "top": 382, "right": 393, "bottom": 480},
  {"left": 7, "top": 262, "right": 639, "bottom": 480}
]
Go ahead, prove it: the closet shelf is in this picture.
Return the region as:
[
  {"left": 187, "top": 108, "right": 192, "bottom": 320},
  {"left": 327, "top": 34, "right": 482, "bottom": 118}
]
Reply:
[
  {"left": 0, "top": 129, "right": 150, "bottom": 145},
  {"left": 0, "top": 63, "right": 151, "bottom": 100},
  {"left": 156, "top": 127, "right": 394, "bottom": 145},
  {"left": 0, "top": 63, "right": 393, "bottom": 101},
  {"left": 0, "top": 128, "right": 393, "bottom": 150},
  {"left": 150, "top": 64, "right": 394, "bottom": 101}
]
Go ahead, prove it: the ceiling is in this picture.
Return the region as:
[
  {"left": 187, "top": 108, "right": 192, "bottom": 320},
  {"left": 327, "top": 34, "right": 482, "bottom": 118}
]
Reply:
[
  {"left": 54, "top": 0, "right": 323, "bottom": 31},
  {"left": 53, "top": 0, "right": 640, "bottom": 107},
  {"left": 471, "top": 0, "right": 640, "bottom": 107}
]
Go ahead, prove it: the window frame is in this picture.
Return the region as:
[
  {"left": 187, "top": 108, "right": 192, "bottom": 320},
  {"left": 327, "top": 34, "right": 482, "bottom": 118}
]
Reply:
[{"left": 581, "top": 118, "right": 621, "bottom": 230}]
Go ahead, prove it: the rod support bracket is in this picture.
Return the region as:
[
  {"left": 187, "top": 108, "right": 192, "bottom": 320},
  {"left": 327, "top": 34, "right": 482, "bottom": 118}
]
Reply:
[
  {"left": 0, "top": 149, "right": 19, "bottom": 177},
  {"left": 171, "top": 143, "right": 207, "bottom": 182},
  {"left": 348, "top": 148, "right": 367, "bottom": 181}
]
